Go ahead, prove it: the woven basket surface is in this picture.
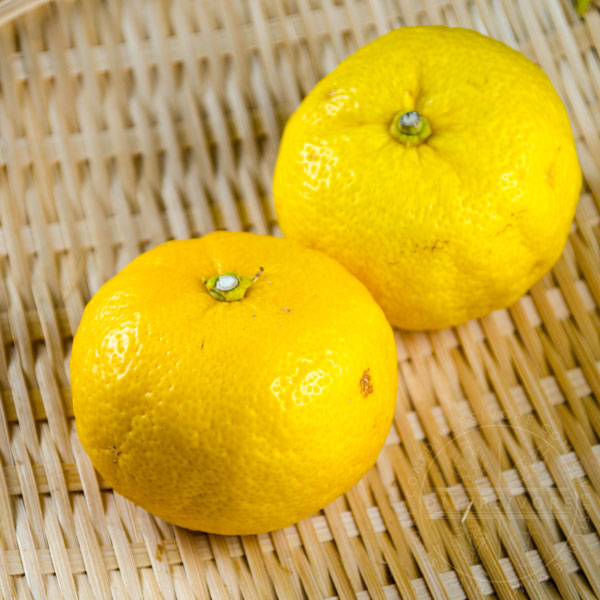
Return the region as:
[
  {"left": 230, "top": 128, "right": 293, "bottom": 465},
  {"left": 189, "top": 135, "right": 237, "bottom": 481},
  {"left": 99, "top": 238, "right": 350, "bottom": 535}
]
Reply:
[{"left": 0, "top": 0, "right": 599, "bottom": 598}]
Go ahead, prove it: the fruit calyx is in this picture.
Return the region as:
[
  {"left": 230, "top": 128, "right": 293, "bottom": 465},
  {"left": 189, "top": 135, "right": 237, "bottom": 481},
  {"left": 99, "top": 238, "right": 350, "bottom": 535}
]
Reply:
[
  {"left": 204, "top": 267, "right": 263, "bottom": 302},
  {"left": 390, "top": 110, "right": 432, "bottom": 146}
]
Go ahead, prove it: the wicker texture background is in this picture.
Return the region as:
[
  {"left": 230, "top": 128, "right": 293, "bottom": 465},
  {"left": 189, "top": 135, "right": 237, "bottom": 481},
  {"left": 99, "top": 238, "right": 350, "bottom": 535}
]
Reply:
[{"left": 0, "top": 0, "right": 598, "bottom": 598}]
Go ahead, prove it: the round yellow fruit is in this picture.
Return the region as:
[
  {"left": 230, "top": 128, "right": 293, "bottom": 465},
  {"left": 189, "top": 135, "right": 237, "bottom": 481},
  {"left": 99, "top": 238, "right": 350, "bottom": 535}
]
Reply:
[
  {"left": 273, "top": 26, "right": 581, "bottom": 330},
  {"left": 71, "top": 232, "right": 397, "bottom": 535}
]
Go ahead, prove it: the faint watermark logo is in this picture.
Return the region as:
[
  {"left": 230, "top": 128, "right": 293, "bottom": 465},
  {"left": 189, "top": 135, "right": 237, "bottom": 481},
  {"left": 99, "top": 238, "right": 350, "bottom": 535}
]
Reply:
[{"left": 402, "top": 419, "right": 588, "bottom": 589}]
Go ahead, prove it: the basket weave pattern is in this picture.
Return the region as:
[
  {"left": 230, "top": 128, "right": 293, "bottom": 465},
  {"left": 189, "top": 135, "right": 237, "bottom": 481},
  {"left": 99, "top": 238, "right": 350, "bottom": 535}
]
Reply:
[{"left": 0, "top": 0, "right": 599, "bottom": 598}]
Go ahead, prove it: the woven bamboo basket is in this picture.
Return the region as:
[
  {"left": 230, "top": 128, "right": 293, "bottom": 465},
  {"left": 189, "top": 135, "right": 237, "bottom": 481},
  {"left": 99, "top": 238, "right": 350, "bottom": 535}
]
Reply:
[{"left": 0, "top": 0, "right": 599, "bottom": 598}]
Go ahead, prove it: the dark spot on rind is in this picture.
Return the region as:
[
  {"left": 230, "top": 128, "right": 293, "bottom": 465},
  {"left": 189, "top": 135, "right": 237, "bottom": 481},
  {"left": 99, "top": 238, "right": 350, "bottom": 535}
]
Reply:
[
  {"left": 109, "top": 444, "right": 122, "bottom": 464},
  {"left": 360, "top": 369, "right": 374, "bottom": 397},
  {"left": 495, "top": 223, "right": 513, "bottom": 237},
  {"left": 407, "top": 240, "right": 449, "bottom": 254},
  {"left": 419, "top": 239, "right": 448, "bottom": 252}
]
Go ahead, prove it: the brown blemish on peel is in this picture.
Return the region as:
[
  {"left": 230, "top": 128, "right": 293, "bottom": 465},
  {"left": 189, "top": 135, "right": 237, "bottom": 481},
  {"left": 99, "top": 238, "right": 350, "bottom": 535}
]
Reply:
[
  {"left": 360, "top": 369, "right": 374, "bottom": 397},
  {"left": 109, "top": 444, "right": 122, "bottom": 464}
]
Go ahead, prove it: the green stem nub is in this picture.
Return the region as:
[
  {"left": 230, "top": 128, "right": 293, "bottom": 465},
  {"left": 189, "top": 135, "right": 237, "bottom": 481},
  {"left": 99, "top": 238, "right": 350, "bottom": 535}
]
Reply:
[
  {"left": 390, "top": 110, "right": 432, "bottom": 147},
  {"left": 204, "top": 267, "right": 263, "bottom": 302}
]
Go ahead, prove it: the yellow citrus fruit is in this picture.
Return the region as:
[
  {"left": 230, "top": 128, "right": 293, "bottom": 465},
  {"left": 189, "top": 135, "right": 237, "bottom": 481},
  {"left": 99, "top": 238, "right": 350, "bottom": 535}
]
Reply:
[
  {"left": 273, "top": 26, "right": 581, "bottom": 330},
  {"left": 71, "top": 232, "right": 397, "bottom": 535}
]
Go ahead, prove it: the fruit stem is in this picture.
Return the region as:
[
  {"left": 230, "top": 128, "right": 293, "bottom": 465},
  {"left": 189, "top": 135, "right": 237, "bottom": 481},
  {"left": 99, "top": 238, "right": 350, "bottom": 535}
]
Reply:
[
  {"left": 390, "top": 110, "right": 432, "bottom": 146},
  {"left": 204, "top": 267, "right": 263, "bottom": 302}
]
